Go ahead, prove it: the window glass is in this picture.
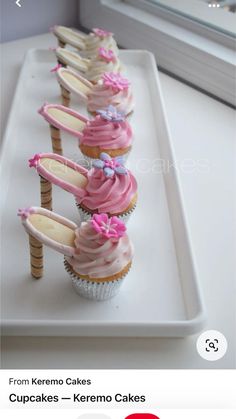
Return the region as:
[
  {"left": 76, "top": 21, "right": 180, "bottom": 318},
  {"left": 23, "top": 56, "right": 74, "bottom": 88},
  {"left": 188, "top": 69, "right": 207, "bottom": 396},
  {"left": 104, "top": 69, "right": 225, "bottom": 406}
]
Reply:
[{"left": 145, "top": 0, "right": 236, "bottom": 36}]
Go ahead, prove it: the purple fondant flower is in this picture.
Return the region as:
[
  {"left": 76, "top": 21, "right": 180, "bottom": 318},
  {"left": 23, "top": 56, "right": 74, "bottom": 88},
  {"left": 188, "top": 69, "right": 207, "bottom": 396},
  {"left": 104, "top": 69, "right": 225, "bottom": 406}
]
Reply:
[
  {"left": 28, "top": 154, "right": 41, "bottom": 168},
  {"left": 92, "top": 28, "right": 113, "bottom": 38},
  {"left": 96, "top": 105, "right": 125, "bottom": 122},
  {"left": 17, "top": 207, "right": 34, "bottom": 219},
  {"left": 102, "top": 72, "right": 130, "bottom": 92},
  {"left": 92, "top": 153, "right": 127, "bottom": 177},
  {"left": 98, "top": 47, "right": 116, "bottom": 63},
  {"left": 91, "top": 213, "right": 126, "bottom": 239}
]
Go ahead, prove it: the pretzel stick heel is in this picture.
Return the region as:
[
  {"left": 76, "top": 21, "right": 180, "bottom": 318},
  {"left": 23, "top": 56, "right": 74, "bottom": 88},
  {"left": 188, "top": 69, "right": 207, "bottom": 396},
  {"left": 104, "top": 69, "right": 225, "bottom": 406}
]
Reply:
[
  {"left": 40, "top": 175, "right": 52, "bottom": 211},
  {"left": 58, "top": 39, "right": 66, "bottom": 48},
  {"left": 29, "top": 234, "right": 43, "bottom": 279},
  {"left": 61, "top": 85, "right": 71, "bottom": 107},
  {"left": 50, "top": 125, "right": 63, "bottom": 155}
]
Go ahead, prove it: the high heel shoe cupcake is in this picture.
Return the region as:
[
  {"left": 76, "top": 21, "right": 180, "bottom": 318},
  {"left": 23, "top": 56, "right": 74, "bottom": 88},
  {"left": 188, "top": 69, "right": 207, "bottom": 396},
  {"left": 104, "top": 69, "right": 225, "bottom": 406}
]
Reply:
[
  {"left": 54, "top": 47, "right": 122, "bottom": 84},
  {"left": 55, "top": 70, "right": 134, "bottom": 116},
  {"left": 51, "top": 26, "right": 119, "bottom": 58},
  {"left": 38, "top": 103, "right": 133, "bottom": 163},
  {"left": 18, "top": 207, "right": 134, "bottom": 300},
  {"left": 28, "top": 152, "right": 138, "bottom": 223}
]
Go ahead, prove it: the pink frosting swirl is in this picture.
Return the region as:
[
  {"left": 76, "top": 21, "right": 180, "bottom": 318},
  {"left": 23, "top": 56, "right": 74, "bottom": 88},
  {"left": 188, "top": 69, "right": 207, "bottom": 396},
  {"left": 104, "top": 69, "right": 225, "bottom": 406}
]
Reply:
[
  {"left": 66, "top": 220, "right": 134, "bottom": 278},
  {"left": 80, "top": 115, "right": 132, "bottom": 149},
  {"left": 87, "top": 84, "right": 134, "bottom": 116},
  {"left": 77, "top": 167, "right": 137, "bottom": 214}
]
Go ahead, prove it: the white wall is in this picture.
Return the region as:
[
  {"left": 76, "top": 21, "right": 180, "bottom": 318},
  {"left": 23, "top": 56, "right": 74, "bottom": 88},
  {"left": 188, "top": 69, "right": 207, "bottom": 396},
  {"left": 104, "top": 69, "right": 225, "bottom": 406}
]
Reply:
[{"left": 0, "top": 0, "right": 79, "bottom": 43}]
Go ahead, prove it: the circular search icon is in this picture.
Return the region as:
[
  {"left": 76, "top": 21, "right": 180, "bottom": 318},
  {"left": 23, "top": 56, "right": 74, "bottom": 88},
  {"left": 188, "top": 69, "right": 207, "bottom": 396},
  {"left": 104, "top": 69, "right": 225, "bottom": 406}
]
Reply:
[{"left": 197, "top": 330, "right": 228, "bottom": 361}]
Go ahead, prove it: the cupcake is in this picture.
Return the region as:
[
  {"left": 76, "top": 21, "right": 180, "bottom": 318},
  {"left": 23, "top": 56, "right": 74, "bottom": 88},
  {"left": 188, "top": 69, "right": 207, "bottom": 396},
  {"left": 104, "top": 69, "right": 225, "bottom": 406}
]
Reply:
[
  {"left": 29, "top": 152, "right": 138, "bottom": 224},
  {"left": 65, "top": 213, "right": 134, "bottom": 300},
  {"left": 18, "top": 206, "right": 134, "bottom": 300},
  {"left": 77, "top": 153, "right": 137, "bottom": 223},
  {"left": 79, "top": 105, "right": 133, "bottom": 165}
]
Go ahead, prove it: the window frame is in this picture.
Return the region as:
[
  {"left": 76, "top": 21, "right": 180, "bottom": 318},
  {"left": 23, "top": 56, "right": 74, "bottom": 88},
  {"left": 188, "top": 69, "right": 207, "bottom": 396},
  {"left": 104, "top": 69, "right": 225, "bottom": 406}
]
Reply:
[{"left": 79, "top": 0, "right": 236, "bottom": 107}]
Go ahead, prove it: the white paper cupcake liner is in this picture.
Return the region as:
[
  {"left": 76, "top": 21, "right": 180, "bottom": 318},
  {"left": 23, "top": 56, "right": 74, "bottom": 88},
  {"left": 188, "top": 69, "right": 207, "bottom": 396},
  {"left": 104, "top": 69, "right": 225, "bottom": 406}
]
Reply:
[
  {"left": 64, "top": 259, "right": 130, "bottom": 301},
  {"left": 75, "top": 201, "right": 136, "bottom": 224},
  {"left": 81, "top": 149, "right": 131, "bottom": 169}
]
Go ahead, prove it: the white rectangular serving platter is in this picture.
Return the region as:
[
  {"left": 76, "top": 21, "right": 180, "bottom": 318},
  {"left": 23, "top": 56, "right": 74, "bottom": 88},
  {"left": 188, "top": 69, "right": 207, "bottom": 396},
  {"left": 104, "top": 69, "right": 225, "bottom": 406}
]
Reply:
[{"left": 0, "top": 49, "right": 206, "bottom": 337}]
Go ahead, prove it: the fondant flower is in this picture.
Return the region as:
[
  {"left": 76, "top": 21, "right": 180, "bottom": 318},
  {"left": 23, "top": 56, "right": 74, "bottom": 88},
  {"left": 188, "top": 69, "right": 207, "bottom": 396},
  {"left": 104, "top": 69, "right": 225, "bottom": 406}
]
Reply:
[
  {"left": 17, "top": 207, "right": 34, "bottom": 219},
  {"left": 49, "top": 47, "right": 57, "bottom": 52},
  {"left": 50, "top": 63, "right": 62, "bottom": 73},
  {"left": 91, "top": 213, "right": 126, "bottom": 239},
  {"left": 96, "top": 105, "right": 125, "bottom": 122},
  {"left": 102, "top": 72, "right": 130, "bottom": 92},
  {"left": 28, "top": 154, "right": 41, "bottom": 168},
  {"left": 92, "top": 153, "right": 127, "bottom": 177},
  {"left": 98, "top": 47, "right": 116, "bottom": 63},
  {"left": 92, "top": 28, "right": 113, "bottom": 38}
]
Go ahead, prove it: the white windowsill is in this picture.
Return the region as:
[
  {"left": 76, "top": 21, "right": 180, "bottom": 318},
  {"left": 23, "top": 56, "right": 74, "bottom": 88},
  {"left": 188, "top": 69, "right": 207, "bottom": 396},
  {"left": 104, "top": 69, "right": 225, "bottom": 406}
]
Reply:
[{"left": 79, "top": 0, "right": 236, "bottom": 107}]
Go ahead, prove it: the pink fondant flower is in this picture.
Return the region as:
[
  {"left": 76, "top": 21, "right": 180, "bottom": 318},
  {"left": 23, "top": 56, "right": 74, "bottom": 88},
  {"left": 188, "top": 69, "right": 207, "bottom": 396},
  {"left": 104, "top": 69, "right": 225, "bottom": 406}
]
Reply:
[
  {"left": 49, "top": 46, "right": 57, "bottom": 52},
  {"left": 28, "top": 154, "right": 41, "bottom": 168},
  {"left": 50, "top": 63, "right": 62, "bottom": 73},
  {"left": 91, "top": 213, "right": 126, "bottom": 239},
  {"left": 102, "top": 72, "right": 130, "bottom": 92},
  {"left": 17, "top": 207, "right": 34, "bottom": 219},
  {"left": 92, "top": 28, "right": 113, "bottom": 38},
  {"left": 98, "top": 47, "right": 116, "bottom": 63}
]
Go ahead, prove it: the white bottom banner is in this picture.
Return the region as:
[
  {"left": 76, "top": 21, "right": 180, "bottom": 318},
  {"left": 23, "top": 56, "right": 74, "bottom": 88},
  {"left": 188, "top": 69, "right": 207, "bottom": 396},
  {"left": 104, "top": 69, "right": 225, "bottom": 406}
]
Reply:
[{"left": 0, "top": 370, "right": 235, "bottom": 412}]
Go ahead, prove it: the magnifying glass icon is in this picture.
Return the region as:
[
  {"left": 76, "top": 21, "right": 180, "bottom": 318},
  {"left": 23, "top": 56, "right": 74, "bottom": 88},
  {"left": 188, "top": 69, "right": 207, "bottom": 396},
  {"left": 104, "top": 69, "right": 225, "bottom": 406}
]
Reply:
[{"left": 209, "top": 342, "right": 216, "bottom": 350}]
